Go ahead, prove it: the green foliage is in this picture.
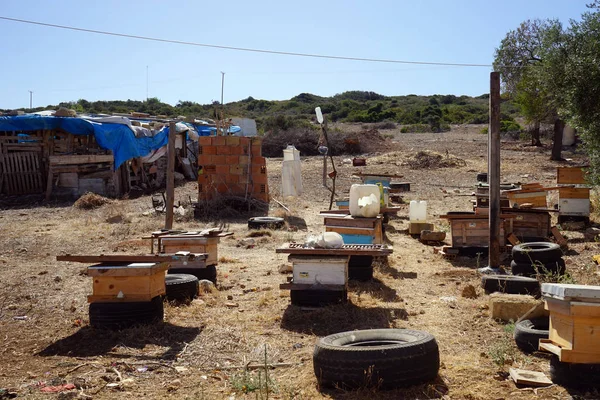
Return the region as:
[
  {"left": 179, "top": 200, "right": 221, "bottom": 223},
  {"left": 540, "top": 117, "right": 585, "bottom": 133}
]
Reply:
[{"left": 500, "top": 120, "right": 522, "bottom": 133}]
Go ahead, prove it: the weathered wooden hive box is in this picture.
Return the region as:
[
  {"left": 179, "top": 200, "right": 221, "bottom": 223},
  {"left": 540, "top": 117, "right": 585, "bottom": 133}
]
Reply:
[
  {"left": 540, "top": 283, "right": 600, "bottom": 363},
  {"left": 440, "top": 213, "right": 506, "bottom": 247},
  {"left": 87, "top": 262, "right": 169, "bottom": 303},
  {"left": 289, "top": 255, "right": 348, "bottom": 286},
  {"left": 324, "top": 215, "right": 383, "bottom": 244},
  {"left": 162, "top": 237, "right": 219, "bottom": 265}
]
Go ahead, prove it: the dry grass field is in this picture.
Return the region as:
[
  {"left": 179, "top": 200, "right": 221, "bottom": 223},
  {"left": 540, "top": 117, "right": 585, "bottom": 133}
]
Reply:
[{"left": 1, "top": 124, "right": 598, "bottom": 399}]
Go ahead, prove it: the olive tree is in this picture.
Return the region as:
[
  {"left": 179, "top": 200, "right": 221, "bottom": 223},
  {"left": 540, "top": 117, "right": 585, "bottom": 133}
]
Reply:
[{"left": 493, "top": 19, "right": 565, "bottom": 158}]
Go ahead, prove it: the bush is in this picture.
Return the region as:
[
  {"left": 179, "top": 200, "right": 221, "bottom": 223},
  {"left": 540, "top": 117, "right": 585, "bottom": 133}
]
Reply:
[
  {"left": 500, "top": 120, "right": 522, "bottom": 133},
  {"left": 400, "top": 124, "right": 432, "bottom": 133}
]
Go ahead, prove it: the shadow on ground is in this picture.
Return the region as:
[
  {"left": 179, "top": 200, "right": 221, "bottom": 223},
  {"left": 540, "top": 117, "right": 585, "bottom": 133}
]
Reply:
[
  {"left": 37, "top": 322, "right": 201, "bottom": 360},
  {"left": 280, "top": 302, "right": 407, "bottom": 336},
  {"left": 317, "top": 375, "right": 449, "bottom": 400},
  {"left": 350, "top": 278, "right": 401, "bottom": 302}
]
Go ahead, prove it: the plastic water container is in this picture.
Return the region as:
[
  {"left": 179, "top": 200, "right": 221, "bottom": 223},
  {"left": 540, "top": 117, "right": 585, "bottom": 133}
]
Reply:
[
  {"left": 409, "top": 200, "right": 427, "bottom": 222},
  {"left": 282, "top": 145, "right": 302, "bottom": 197},
  {"left": 349, "top": 184, "right": 381, "bottom": 218}
]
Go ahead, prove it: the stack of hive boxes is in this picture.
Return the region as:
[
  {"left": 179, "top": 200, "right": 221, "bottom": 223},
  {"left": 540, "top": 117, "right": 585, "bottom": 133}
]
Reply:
[{"left": 197, "top": 136, "right": 269, "bottom": 203}]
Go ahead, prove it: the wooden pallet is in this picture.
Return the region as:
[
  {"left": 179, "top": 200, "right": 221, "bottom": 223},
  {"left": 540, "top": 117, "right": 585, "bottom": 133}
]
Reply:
[
  {"left": 0, "top": 151, "right": 44, "bottom": 195},
  {"left": 276, "top": 243, "right": 393, "bottom": 256}
]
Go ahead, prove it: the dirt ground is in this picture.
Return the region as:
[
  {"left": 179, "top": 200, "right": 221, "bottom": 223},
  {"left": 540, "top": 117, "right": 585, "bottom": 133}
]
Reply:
[{"left": 1, "top": 124, "right": 599, "bottom": 399}]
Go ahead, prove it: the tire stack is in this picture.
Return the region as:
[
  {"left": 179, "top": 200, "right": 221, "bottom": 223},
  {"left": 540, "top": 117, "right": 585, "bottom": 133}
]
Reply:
[
  {"left": 348, "top": 255, "right": 374, "bottom": 281},
  {"left": 313, "top": 329, "right": 439, "bottom": 389},
  {"left": 165, "top": 274, "right": 199, "bottom": 302},
  {"left": 89, "top": 296, "right": 164, "bottom": 330},
  {"left": 511, "top": 242, "right": 565, "bottom": 278},
  {"left": 513, "top": 317, "right": 549, "bottom": 353},
  {"left": 168, "top": 264, "right": 217, "bottom": 285}
]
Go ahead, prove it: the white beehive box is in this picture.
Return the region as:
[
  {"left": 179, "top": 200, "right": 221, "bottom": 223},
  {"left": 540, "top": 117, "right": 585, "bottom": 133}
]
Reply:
[
  {"left": 559, "top": 198, "right": 590, "bottom": 217},
  {"left": 542, "top": 283, "right": 600, "bottom": 302},
  {"left": 290, "top": 256, "right": 348, "bottom": 286}
]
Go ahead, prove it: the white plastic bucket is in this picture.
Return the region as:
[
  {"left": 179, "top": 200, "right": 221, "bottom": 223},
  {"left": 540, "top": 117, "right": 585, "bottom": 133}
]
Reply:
[
  {"left": 349, "top": 184, "right": 381, "bottom": 218},
  {"left": 409, "top": 200, "right": 427, "bottom": 222}
]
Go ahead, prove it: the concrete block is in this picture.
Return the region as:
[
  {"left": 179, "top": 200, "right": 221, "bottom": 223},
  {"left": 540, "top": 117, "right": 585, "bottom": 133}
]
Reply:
[{"left": 490, "top": 293, "right": 541, "bottom": 322}]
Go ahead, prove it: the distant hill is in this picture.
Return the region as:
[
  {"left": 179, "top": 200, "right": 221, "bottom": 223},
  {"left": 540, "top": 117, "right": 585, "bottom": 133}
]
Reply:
[{"left": 4, "top": 91, "right": 521, "bottom": 133}]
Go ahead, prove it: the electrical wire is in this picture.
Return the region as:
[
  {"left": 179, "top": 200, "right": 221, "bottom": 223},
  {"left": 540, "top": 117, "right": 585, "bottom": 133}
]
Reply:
[{"left": 0, "top": 15, "right": 493, "bottom": 68}]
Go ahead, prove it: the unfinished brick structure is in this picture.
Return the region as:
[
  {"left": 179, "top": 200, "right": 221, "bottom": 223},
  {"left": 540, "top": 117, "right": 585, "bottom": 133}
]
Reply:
[{"left": 197, "top": 136, "right": 269, "bottom": 203}]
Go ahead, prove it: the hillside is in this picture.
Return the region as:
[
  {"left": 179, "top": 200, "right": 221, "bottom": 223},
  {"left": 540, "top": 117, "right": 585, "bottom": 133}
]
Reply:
[{"left": 4, "top": 91, "right": 521, "bottom": 133}]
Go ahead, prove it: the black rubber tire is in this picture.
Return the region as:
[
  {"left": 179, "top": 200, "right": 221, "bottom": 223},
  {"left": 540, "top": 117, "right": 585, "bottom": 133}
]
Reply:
[
  {"left": 165, "top": 274, "right": 199, "bottom": 302},
  {"left": 550, "top": 355, "right": 600, "bottom": 389},
  {"left": 290, "top": 289, "right": 347, "bottom": 307},
  {"left": 89, "top": 296, "right": 164, "bottom": 330},
  {"left": 513, "top": 317, "right": 549, "bottom": 353},
  {"left": 512, "top": 242, "right": 562, "bottom": 264},
  {"left": 248, "top": 217, "right": 285, "bottom": 230},
  {"left": 348, "top": 255, "right": 374, "bottom": 281},
  {"left": 510, "top": 259, "right": 566, "bottom": 278},
  {"left": 481, "top": 275, "right": 540, "bottom": 296},
  {"left": 169, "top": 265, "right": 217, "bottom": 284},
  {"left": 313, "top": 329, "right": 439, "bottom": 389},
  {"left": 477, "top": 172, "right": 488, "bottom": 183}
]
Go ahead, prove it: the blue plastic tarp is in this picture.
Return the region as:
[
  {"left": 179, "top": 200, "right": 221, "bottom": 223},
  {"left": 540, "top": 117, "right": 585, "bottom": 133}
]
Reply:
[{"left": 0, "top": 115, "right": 170, "bottom": 169}]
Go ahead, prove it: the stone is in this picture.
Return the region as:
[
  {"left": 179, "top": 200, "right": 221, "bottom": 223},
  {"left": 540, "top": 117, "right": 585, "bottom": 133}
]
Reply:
[
  {"left": 461, "top": 284, "right": 478, "bottom": 299},
  {"left": 420, "top": 230, "right": 446, "bottom": 242},
  {"left": 489, "top": 293, "right": 540, "bottom": 321},
  {"left": 278, "top": 264, "right": 293, "bottom": 273},
  {"left": 198, "top": 279, "right": 215, "bottom": 293},
  {"left": 584, "top": 227, "right": 600, "bottom": 242},
  {"left": 561, "top": 221, "right": 586, "bottom": 231}
]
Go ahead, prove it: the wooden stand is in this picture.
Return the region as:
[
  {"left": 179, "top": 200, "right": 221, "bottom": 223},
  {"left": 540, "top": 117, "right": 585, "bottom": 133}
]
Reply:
[
  {"left": 87, "top": 262, "right": 169, "bottom": 303},
  {"left": 323, "top": 215, "right": 383, "bottom": 244},
  {"left": 144, "top": 230, "right": 232, "bottom": 266}
]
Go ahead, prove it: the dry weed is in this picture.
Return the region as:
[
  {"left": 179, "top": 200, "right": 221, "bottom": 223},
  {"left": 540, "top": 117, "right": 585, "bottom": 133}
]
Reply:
[
  {"left": 406, "top": 150, "right": 466, "bottom": 169},
  {"left": 73, "top": 192, "right": 112, "bottom": 209}
]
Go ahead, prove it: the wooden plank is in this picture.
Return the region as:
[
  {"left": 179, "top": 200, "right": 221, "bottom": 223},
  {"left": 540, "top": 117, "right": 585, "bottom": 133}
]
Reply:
[
  {"left": 325, "top": 226, "right": 375, "bottom": 236},
  {"left": 557, "top": 167, "right": 587, "bottom": 184},
  {"left": 87, "top": 262, "right": 170, "bottom": 277},
  {"left": 57, "top": 254, "right": 207, "bottom": 263},
  {"left": 559, "top": 187, "right": 590, "bottom": 199},
  {"left": 276, "top": 243, "right": 392, "bottom": 256},
  {"left": 324, "top": 217, "right": 378, "bottom": 229},
  {"left": 551, "top": 226, "right": 568, "bottom": 247},
  {"left": 509, "top": 368, "right": 552, "bottom": 387},
  {"left": 49, "top": 154, "right": 114, "bottom": 165}
]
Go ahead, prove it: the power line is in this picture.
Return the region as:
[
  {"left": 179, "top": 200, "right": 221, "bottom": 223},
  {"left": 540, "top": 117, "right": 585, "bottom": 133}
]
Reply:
[{"left": 0, "top": 15, "right": 493, "bottom": 68}]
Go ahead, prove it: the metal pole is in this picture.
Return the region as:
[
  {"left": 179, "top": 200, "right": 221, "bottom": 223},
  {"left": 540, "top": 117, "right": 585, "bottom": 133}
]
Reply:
[
  {"left": 488, "top": 72, "right": 501, "bottom": 270},
  {"left": 220, "top": 71, "right": 225, "bottom": 108},
  {"left": 146, "top": 66, "right": 149, "bottom": 100},
  {"left": 29, "top": 90, "right": 33, "bottom": 109},
  {"left": 165, "top": 121, "right": 176, "bottom": 230}
]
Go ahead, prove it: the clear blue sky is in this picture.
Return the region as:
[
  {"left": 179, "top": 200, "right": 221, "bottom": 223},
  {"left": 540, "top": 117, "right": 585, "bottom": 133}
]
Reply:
[{"left": 0, "top": 0, "right": 591, "bottom": 110}]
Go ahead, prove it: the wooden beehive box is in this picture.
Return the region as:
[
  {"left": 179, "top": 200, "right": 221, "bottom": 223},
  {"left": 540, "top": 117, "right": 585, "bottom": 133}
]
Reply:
[
  {"left": 440, "top": 214, "right": 506, "bottom": 247},
  {"left": 162, "top": 236, "right": 220, "bottom": 265},
  {"left": 540, "top": 283, "right": 600, "bottom": 363},
  {"left": 87, "top": 262, "right": 169, "bottom": 303},
  {"left": 289, "top": 255, "right": 348, "bottom": 286},
  {"left": 324, "top": 215, "right": 383, "bottom": 244},
  {"left": 502, "top": 209, "right": 552, "bottom": 239}
]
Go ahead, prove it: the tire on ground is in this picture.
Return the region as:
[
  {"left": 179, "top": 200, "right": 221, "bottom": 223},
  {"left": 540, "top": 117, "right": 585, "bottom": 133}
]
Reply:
[
  {"left": 512, "top": 242, "right": 562, "bottom": 264},
  {"left": 248, "top": 217, "right": 285, "bottom": 230},
  {"left": 513, "top": 317, "right": 549, "bottom": 353},
  {"left": 165, "top": 274, "right": 199, "bottom": 302},
  {"left": 550, "top": 355, "right": 600, "bottom": 389},
  {"left": 290, "top": 289, "right": 347, "bottom": 307},
  {"left": 313, "top": 329, "right": 439, "bottom": 389},
  {"left": 169, "top": 265, "right": 217, "bottom": 284},
  {"left": 510, "top": 259, "right": 566, "bottom": 278},
  {"left": 481, "top": 275, "right": 540, "bottom": 296},
  {"left": 89, "top": 296, "right": 164, "bottom": 330},
  {"left": 348, "top": 255, "right": 374, "bottom": 281}
]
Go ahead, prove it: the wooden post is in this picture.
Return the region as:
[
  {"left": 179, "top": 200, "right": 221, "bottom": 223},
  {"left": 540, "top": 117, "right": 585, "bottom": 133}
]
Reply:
[
  {"left": 165, "top": 122, "right": 176, "bottom": 230},
  {"left": 488, "top": 72, "right": 501, "bottom": 269}
]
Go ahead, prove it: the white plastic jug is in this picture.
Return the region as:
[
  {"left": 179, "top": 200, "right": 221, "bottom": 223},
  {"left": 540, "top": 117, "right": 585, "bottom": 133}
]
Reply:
[
  {"left": 349, "top": 184, "right": 381, "bottom": 218},
  {"left": 282, "top": 145, "right": 302, "bottom": 197},
  {"left": 409, "top": 200, "right": 427, "bottom": 222}
]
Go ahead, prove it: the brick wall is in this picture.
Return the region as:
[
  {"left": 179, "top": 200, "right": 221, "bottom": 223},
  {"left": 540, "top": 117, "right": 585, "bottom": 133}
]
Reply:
[{"left": 197, "top": 136, "right": 269, "bottom": 203}]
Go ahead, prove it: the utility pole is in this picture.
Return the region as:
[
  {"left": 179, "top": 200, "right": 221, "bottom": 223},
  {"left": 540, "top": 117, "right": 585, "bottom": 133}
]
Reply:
[
  {"left": 165, "top": 121, "right": 176, "bottom": 230},
  {"left": 146, "top": 65, "right": 149, "bottom": 100},
  {"left": 220, "top": 71, "right": 225, "bottom": 111},
  {"left": 487, "top": 71, "right": 501, "bottom": 272},
  {"left": 28, "top": 90, "right": 33, "bottom": 109}
]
